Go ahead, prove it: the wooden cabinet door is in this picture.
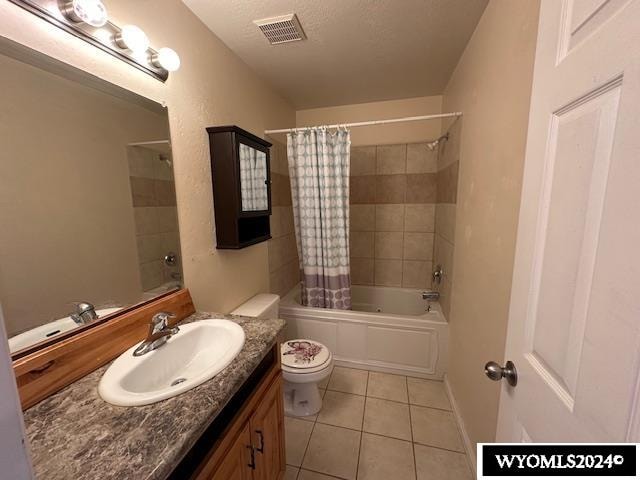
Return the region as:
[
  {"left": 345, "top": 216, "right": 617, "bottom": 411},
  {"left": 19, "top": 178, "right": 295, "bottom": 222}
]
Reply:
[
  {"left": 250, "top": 376, "right": 285, "bottom": 480},
  {"left": 210, "top": 422, "right": 254, "bottom": 480}
]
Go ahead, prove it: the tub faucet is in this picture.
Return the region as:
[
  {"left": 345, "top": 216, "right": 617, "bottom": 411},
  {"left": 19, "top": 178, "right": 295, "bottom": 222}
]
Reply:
[
  {"left": 422, "top": 291, "right": 440, "bottom": 301},
  {"left": 70, "top": 302, "right": 98, "bottom": 325},
  {"left": 133, "top": 312, "right": 179, "bottom": 357}
]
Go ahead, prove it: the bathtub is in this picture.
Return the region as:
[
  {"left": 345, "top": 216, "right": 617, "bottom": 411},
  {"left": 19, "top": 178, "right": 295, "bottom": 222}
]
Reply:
[{"left": 279, "top": 284, "right": 448, "bottom": 379}]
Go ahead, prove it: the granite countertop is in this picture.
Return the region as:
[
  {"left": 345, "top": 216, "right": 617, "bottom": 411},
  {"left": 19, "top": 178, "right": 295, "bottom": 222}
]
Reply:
[{"left": 23, "top": 312, "right": 286, "bottom": 480}]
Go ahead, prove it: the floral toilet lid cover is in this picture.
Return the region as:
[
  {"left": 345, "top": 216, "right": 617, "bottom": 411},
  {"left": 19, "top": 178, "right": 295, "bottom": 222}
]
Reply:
[{"left": 281, "top": 339, "right": 330, "bottom": 369}]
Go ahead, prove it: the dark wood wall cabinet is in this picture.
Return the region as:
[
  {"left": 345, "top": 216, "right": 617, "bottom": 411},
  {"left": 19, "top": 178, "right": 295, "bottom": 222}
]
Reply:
[{"left": 207, "top": 126, "right": 272, "bottom": 249}]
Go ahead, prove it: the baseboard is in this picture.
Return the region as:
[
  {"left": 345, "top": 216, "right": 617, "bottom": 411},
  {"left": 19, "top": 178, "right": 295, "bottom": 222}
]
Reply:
[{"left": 443, "top": 374, "right": 477, "bottom": 478}]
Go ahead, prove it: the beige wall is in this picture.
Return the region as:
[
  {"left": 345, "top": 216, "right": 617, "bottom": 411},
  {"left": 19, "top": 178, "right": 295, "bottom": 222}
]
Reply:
[
  {"left": 0, "top": 0, "right": 295, "bottom": 313},
  {"left": 296, "top": 96, "right": 443, "bottom": 146},
  {"left": 442, "top": 0, "right": 540, "bottom": 448},
  {"left": 0, "top": 53, "right": 168, "bottom": 336}
]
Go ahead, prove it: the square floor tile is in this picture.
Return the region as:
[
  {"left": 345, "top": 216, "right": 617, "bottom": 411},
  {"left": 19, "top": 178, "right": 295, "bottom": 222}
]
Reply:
[
  {"left": 284, "top": 465, "right": 300, "bottom": 480},
  {"left": 410, "top": 406, "right": 464, "bottom": 452},
  {"left": 327, "top": 367, "right": 368, "bottom": 395},
  {"left": 302, "top": 423, "right": 361, "bottom": 480},
  {"left": 357, "top": 433, "right": 416, "bottom": 480},
  {"left": 317, "top": 391, "right": 366, "bottom": 430},
  {"left": 363, "top": 397, "right": 411, "bottom": 441},
  {"left": 285, "top": 416, "right": 314, "bottom": 466},
  {"left": 366, "top": 372, "right": 408, "bottom": 403},
  {"left": 414, "top": 444, "right": 472, "bottom": 480},
  {"left": 407, "top": 378, "right": 451, "bottom": 410},
  {"left": 298, "top": 469, "right": 339, "bottom": 480}
]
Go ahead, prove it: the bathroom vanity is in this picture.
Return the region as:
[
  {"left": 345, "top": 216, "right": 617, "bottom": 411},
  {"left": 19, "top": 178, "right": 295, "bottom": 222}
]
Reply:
[{"left": 21, "top": 308, "right": 287, "bottom": 480}]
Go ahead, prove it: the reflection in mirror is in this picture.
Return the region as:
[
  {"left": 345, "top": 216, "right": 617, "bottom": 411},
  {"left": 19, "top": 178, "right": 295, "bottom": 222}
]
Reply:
[
  {"left": 239, "top": 143, "right": 269, "bottom": 211},
  {"left": 0, "top": 43, "right": 183, "bottom": 356}
]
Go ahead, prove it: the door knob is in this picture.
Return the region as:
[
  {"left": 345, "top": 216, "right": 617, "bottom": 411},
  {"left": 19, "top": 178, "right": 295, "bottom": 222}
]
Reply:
[{"left": 484, "top": 360, "right": 518, "bottom": 387}]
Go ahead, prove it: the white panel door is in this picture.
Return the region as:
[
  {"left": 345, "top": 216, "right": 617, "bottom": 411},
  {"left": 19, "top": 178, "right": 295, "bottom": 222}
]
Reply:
[{"left": 497, "top": 0, "right": 640, "bottom": 442}]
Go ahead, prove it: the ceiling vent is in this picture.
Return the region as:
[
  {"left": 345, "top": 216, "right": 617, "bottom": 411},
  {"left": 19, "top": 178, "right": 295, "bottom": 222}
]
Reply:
[{"left": 254, "top": 14, "right": 306, "bottom": 45}]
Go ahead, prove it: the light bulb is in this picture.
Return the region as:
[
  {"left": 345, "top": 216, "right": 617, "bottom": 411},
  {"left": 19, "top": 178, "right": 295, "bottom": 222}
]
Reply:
[
  {"left": 61, "top": 0, "right": 108, "bottom": 27},
  {"left": 115, "top": 25, "right": 149, "bottom": 54},
  {"left": 152, "top": 48, "right": 181, "bottom": 72}
]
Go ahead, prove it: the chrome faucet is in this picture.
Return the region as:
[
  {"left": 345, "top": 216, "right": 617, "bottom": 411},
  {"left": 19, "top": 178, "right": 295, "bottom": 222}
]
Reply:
[
  {"left": 422, "top": 291, "right": 440, "bottom": 301},
  {"left": 133, "top": 312, "right": 179, "bottom": 357},
  {"left": 70, "top": 302, "right": 98, "bottom": 325}
]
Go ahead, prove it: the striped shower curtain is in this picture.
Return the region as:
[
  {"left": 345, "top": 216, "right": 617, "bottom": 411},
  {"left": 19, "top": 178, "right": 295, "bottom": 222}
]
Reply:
[{"left": 287, "top": 128, "right": 352, "bottom": 309}]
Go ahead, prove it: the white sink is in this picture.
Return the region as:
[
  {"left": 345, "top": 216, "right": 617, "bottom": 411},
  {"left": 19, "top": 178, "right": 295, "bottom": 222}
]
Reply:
[{"left": 98, "top": 319, "right": 245, "bottom": 406}]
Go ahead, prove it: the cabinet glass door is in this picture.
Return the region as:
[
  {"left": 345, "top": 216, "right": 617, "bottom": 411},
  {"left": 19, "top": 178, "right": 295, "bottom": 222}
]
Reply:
[{"left": 239, "top": 143, "right": 268, "bottom": 212}]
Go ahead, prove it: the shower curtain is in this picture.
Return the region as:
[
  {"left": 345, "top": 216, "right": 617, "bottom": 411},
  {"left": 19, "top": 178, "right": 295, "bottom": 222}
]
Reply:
[{"left": 287, "top": 128, "right": 352, "bottom": 309}]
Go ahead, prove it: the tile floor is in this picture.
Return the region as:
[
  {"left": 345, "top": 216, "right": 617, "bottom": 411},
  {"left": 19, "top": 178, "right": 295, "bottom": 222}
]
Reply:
[{"left": 284, "top": 367, "right": 473, "bottom": 480}]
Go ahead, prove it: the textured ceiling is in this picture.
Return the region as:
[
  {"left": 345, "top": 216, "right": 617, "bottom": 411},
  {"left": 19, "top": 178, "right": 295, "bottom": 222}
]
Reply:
[{"left": 182, "top": 0, "right": 488, "bottom": 109}]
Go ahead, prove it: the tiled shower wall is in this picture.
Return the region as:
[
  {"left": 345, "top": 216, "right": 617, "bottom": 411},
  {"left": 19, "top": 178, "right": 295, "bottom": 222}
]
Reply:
[
  {"left": 433, "top": 120, "right": 461, "bottom": 319},
  {"left": 268, "top": 141, "right": 300, "bottom": 297},
  {"left": 349, "top": 143, "right": 439, "bottom": 289},
  {"left": 128, "top": 146, "right": 182, "bottom": 292}
]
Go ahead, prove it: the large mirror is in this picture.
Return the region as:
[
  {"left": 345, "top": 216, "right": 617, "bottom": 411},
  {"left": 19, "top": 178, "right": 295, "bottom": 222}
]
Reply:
[{"left": 0, "top": 41, "right": 183, "bottom": 357}]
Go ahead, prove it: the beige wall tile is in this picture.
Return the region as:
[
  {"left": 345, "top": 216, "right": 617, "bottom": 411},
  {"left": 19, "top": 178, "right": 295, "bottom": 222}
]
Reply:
[
  {"left": 375, "top": 204, "right": 404, "bottom": 232},
  {"left": 350, "top": 204, "right": 375, "bottom": 231},
  {"left": 375, "top": 232, "right": 403, "bottom": 259},
  {"left": 155, "top": 179, "right": 177, "bottom": 207},
  {"left": 136, "top": 234, "right": 163, "bottom": 264},
  {"left": 268, "top": 239, "right": 282, "bottom": 274},
  {"left": 281, "top": 206, "right": 295, "bottom": 235},
  {"left": 407, "top": 143, "right": 438, "bottom": 173},
  {"left": 403, "top": 232, "right": 434, "bottom": 261},
  {"left": 376, "top": 144, "right": 406, "bottom": 174},
  {"left": 270, "top": 207, "right": 284, "bottom": 239},
  {"left": 375, "top": 174, "right": 406, "bottom": 204},
  {"left": 374, "top": 259, "right": 403, "bottom": 286},
  {"left": 140, "top": 260, "right": 163, "bottom": 291},
  {"left": 350, "top": 176, "right": 376, "bottom": 204},
  {"left": 435, "top": 203, "right": 456, "bottom": 244},
  {"left": 157, "top": 206, "right": 179, "bottom": 233},
  {"left": 160, "top": 231, "right": 181, "bottom": 256},
  {"left": 351, "top": 146, "right": 376, "bottom": 176},
  {"left": 436, "top": 161, "right": 459, "bottom": 204},
  {"left": 130, "top": 176, "right": 156, "bottom": 207},
  {"left": 402, "top": 260, "right": 432, "bottom": 289},
  {"left": 434, "top": 235, "right": 454, "bottom": 283},
  {"left": 404, "top": 204, "right": 435, "bottom": 233},
  {"left": 405, "top": 173, "right": 437, "bottom": 204},
  {"left": 350, "top": 258, "right": 374, "bottom": 285},
  {"left": 272, "top": 173, "right": 293, "bottom": 207},
  {"left": 127, "top": 147, "right": 155, "bottom": 178},
  {"left": 350, "top": 231, "right": 374, "bottom": 258},
  {"left": 133, "top": 207, "right": 159, "bottom": 236}
]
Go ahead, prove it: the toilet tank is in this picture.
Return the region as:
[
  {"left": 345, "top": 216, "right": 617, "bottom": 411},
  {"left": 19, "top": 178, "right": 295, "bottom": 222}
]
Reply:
[{"left": 231, "top": 294, "right": 280, "bottom": 319}]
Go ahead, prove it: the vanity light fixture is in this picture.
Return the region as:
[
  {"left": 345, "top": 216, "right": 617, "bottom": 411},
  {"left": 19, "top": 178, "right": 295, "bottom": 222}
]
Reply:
[
  {"left": 151, "top": 47, "right": 181, "bottom": 72},
  {"left": 60, "top": 0, "right": 108, "bottom": 27},
  {"left": 7, "top": 0, "right": 181, "bottom": 81},
  {"left": 115, "top": 25, "right": 150, "bottom": 54}
]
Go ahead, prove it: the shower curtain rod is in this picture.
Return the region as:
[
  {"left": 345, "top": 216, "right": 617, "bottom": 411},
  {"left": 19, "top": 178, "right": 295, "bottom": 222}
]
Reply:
[{"left": 264, "top": 111, "right": 462, "bottom": 135}]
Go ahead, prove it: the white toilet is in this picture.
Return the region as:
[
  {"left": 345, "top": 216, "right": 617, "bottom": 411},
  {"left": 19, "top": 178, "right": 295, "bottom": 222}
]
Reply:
[
  {"left": 231, "top": 294, "right": 333, "bottom": 418},
  {"left": 280, "top": 338, "right": 333, "bottom": 417}
]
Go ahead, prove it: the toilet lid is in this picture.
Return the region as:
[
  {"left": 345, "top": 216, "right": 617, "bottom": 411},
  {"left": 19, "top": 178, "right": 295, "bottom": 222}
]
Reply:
[{"left": 281, "top": 339, "right": 330, "bottom": 370}]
